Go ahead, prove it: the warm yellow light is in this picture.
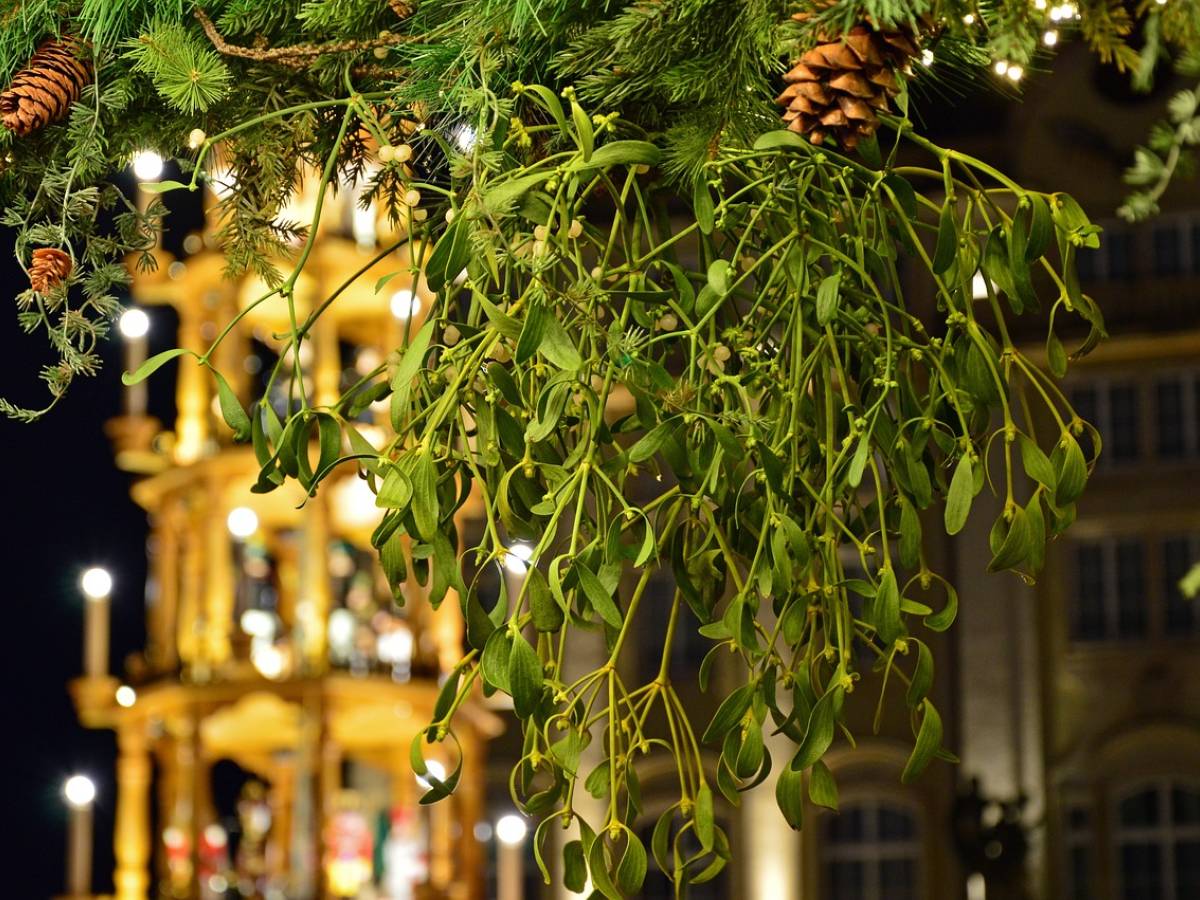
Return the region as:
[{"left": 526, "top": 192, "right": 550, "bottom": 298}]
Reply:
[
  {"left": 416, "top": 759, "right": 447, "bottom": 790},
  {"left": 250, "top": 641, "right": 285, "bottom": 679},
  {"left": 64, "top": 774, "right": 96, "bottom": 808},
  {"left": 503, "top": 541, "right": 534, "bottom": 575},
  {"left": 119, "top": 308, "right": 150, "bottom": 339},
  {"left": 226, "top": 506, "right": 259, "bottom": 539},
  {"left": 390, "top": 289, "right": 421, "bottom": 320},
  {"left": 115, "top": 685, "right": 137, "bottom": 708},
  {"left": 495, "top": 814, "right": 528, "bottom": 846},
  {"left": 132, "top": 150, "right": 164, "bottom": 181},
  {"left": 81, "top": 567, "right": 113, "bottom": 600},
  {"left": 1043, "top": 30, "right": 1059, "bottom": 46}
]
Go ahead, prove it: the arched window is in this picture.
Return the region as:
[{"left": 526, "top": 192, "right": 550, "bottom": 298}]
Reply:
[
  {"left": 820, "top": 799, "right": 922, "bottom": 900},
  {"left": 1115, "top": 780, "right": 1200, "bottom": 900}
]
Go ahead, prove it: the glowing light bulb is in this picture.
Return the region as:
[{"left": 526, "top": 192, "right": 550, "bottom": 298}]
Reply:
[
  {"left": 921, "top": 49, "right": 935, "bottom": 66},
  {"left": 416, "top": 759, "right": 447, "bottom": 790},
  {"left": 1043, "top": 30, "right": 1059, "bottom": 46},
  {"left": 503, "top": 541, "right": 534, "bottom": 575},
  {"left": 496, "top": 814, "right": 528, "bottom": 845},
  {"left": 390, "top": 289, "right": 421, "bottom": 320},
  {"left": 226, "top": 506, "right": 259, "bottom": 539},
  {"left": 119, "top": 307, "right": 150, "bottom": 339},
  {"left": 132, "top": 150, "right": 164, "bottom": 181},
  {"left": 962, "top": 13, "right": 976, "bottom": 24},
  {"left": 64, "top": 775, "right": 96, "bottom": 808},
  {"left": 250, "top": 641, "right": 285, "bottom": 679},
  {"left": 81, "top": 567, "right": 113, "bottom": 600},
  {"left": 1006, "top": 64, "right": 1024, "bottom": 82},
  {"left": 115, "top": 685, "right": 137, "bottom": 708},
  {"left": 993, "top": 60, "right": 1009, "bottom": 76}
]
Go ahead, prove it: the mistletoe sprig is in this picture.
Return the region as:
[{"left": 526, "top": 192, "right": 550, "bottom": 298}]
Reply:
[{"left": 124, "top": 82, "right": 1102, "bottom": 895}]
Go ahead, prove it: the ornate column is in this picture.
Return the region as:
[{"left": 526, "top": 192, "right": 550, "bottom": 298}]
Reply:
[
  {"left": 203, "top": 482, "right": 235, "bottom": 669},
  {"left": 174, "top": 301, "right": 209, "bottom": 465},
  {"left": 177, "top": 499, "right": 205, "bottom": 673},
  {"left": 114, "top": 722, "right": 153, "bottom": 900},
  {"left": 457, "top": 730, "right": 485, "bottom": 900},
  {"left": 741, "top": 728, "right": 803, "bottom": 900},
  {"left": 300, "top": 493, "right": 332, "bottom": 672}
]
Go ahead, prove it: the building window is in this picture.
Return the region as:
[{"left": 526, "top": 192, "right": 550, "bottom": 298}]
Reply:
[
  {"left": 1071, "top": 536, "right": 1200, "bottom": 644},
  {"left": 1115, "top": 780, "right": 1200, "bottom": 900},
  {"left": 1069, "top": 370, "right": 1200, "bottom": 467},
  {"left": 821, "top": 800, "right": 921, "bottom": 900},
  {"left": 1153, "top": 225, "right": 1183, "bottom": 276},
  {"left": 1071, "top": 540, "right": 1147, "bottom": 641}
]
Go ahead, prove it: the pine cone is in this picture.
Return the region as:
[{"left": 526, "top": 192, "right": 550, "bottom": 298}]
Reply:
[
  {"left": 776, "top": 17, "right": 918, "bottom": 150},
  {"left": 29, "top": 247, "right": 73, "bottom": 293},
  {"left": 1, "top": 38, "right": 92, "bottom": 137}
]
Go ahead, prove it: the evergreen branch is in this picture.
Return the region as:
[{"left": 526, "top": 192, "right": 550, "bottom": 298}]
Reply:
[{"left": 194, "top": 7, "right": 421, "bottom": 69}]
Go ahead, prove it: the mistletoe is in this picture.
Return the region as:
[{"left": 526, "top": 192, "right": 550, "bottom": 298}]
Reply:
[{"left": 121, "top": 83, "right": 1102, "bottom": 895}]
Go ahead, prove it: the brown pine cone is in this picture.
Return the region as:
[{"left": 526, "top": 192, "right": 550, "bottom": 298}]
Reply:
[
  {"left": 1, "top": 38, "right": 92, "bottom": 137},
  {"left": 776, "top": 17, "right": 919, "bottom": 150},
  {"left": 29, "top": 247, "right": 73, "bottom": 293}
]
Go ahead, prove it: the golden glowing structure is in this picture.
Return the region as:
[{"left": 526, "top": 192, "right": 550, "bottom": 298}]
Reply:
[{"left": 71, "top": 173, "right": 500, "bottom": 900}]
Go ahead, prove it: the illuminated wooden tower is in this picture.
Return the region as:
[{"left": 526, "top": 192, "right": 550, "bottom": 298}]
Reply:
[{"left": 70, "top": 168, "right": 500, "bottom": 900}]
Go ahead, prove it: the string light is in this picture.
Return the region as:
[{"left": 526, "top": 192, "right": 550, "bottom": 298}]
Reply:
[
  {"left": 1043, "top": 30, "right": 1059, "bottom": 47},
  {"left": 132, "top": 150, "right": 164, "bottom": 181},
  {"left": 495, "top": 814, "right": 528, "bottom": 846},
  {"left": 503, "top": 541, "right": 534, "bottom": 575},
  {"left": 226, "top": 506, "right": 259, "bottom": 539},
  {"left": 64, "top": 775, "right": 96, "bottom": 808},
  {"left": 1006, "top": 64, "right": 1024, "bottom": 82},
  {"left": 390, "top": 289, "right": 421, "bottom": 320},
  {"left": 994, "top": 60, "right": 1010, "bottom": 76},
  {"left": 962, "top": 13, "right": 976, "bottom": 24},
  {"left": 921, "top": 49, "right": 935, "bottom": 66},
  {"left": 119, "top": 307, "right": 150, "bottom": 339},
  {"left": 115, "top": 685, "right": 137, "bottom": 708},
  {"left": 81, "top": 567, "right": 113, "bottom": 600}
]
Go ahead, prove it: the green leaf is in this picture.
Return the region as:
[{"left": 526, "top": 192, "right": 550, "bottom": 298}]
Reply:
[
  {"left": 538, "top": 317, "right": 583, "bottom": 370},
  {"left": 481, "top": 628, "right": 513, "bottom": 693},
  {"left": 424, "top": 217, "right": 471, "bottom": 292},
  {"left": 569, "top": 97, "right": 594, "bottom": 160},
  {"left": 516, "top": 302, "right": 548, "bottom": 364},
  {"left": 901, "top": 700, "right": 944, "bottom": 783},
  {"left": 1019, "top": 434, "right": 1056, "bottom": 489},
  {"left": 482, "top": 170, "right": 555, "bottom": 212},
  {"left": 527, "top": 566, "right": 563, "bottom": 632},
  {"left": 629, "top": 419, "right": 674, "bottom": 463},
  {"left": 694, "top": 174, "right": 715, "bottom": 235},
  {"left": 139, "top": 179, "right": 192, "bottom": 194},
  {"left": 376, "top": 465, "right": 413, "bottom": 509},
  {"left": 576, "top": 563, "right": 623, "bottom": 628},
  {"left": 1047, "top": 331, "right": 1068, "bottom": 378},
  {"left": 509, "top": 631, "right": 543, "bottom": 717},
  {"left": 707, "top": 259, "right": 731, "bottom": 295},
  {"left": 808, "top": 760, "right": 838, "bottom": 810},
  {"left": 876, "top": 566, "right": 904, "bottom": 645},
  {"left": 816, "top": 270, "right": 841, "bottom": 326},
  {"left": 210, "top": 367, "right": 251, "bottom": 441},
  {"left": 122, "top": 347, "right": 192, "bottom": 385},
  {"left": 695, "top": 784, "right": 715, "bottom": 851},
  {"left": 944, "top": 454, "right": 975, "bottom": 535},
  {"left": 848, "top": 432, "right": 871, "bottom": 488},
  {"left": 932, "top": 203, "right": 957, "bottom": 274},
  {"left": 752, "top": 130, "right": 807, "bottom": 151},
  {"left": 1054, "top": 434, "right": 1088, "bottom": 505},
  {"left": 899, "top": 499, "right": 922, "bottom": 569},
  {"left": 615, "top": 829, "right": 647, "bottom": 895},
  {"left": 987, "top": 507, "right": 1032, "bottom": 572},
  {"left": 391, "top": 320, "right": 435, "bottom": 392},
  {"left": 906, "top": 639, "right": 933, "bottom": 708},
  {"left": 1026, "top": 194, "right": 1053, "bottom": 260},
  {"left": 790, "top": 686, "right": 842, "bottom": 770},
  {"left": 702, "top": 683, "right": 754, "bottom": 744},
  {"left": 775, "top": 761, "right": 805, "bottom": 829},
  {"left": 577, "top": 140, "right": 661, "bottom": 170},
  {"left": 411, "top": 451, "right": 439, "bottom": 541},
  {"left": 563, "top": 841, "right": 587, "bottom": 893}
]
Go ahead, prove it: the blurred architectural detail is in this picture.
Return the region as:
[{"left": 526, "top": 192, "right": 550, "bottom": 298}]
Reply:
[{"left": 68, "top": 170, "right": 500, "bottom": 900}]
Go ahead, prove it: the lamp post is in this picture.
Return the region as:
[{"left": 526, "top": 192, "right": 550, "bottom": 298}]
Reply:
[
  {"left": 495, "top": 814, "right": 528, "bottom": 900},
  {"left": 119, "top": 308, "right": 150, "bottom": 418},
  {"left": 80, "top": 568, "right": 112, "bottom": 678},
  {"left": 63, "top": 774, "right": 96, "bottom": 898}
]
